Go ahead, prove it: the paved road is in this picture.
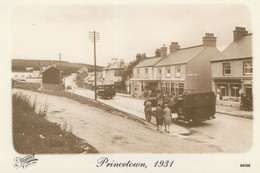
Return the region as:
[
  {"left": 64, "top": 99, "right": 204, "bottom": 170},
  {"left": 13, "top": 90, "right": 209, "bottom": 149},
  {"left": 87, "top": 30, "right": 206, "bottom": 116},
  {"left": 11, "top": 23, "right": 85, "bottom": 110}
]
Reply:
[{"left": 70, "top": 87, "right": 253, "bottom": 153}]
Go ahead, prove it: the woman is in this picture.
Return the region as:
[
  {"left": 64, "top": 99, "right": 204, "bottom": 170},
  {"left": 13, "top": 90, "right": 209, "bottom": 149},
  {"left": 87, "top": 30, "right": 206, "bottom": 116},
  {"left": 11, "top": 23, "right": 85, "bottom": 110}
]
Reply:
[
  {"left": 155, "top": 103, "right": 164, "bottom": 133},
  {"left": 163, "top": 104, "right": 172, "bottom": 133}
]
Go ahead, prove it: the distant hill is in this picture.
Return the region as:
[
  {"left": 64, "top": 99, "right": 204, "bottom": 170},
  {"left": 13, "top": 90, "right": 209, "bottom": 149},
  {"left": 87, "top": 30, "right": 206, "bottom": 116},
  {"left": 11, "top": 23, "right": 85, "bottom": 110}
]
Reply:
[{"left": 12, "top": 59, "right": 104, "bottom": 77}]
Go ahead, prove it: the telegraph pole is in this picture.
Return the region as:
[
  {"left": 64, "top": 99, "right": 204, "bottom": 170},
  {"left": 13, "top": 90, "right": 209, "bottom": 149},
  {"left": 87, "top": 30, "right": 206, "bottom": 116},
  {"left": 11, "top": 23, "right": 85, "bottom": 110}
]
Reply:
[{"left": 88, "top": 31, "right": 100, "bottom": 101}]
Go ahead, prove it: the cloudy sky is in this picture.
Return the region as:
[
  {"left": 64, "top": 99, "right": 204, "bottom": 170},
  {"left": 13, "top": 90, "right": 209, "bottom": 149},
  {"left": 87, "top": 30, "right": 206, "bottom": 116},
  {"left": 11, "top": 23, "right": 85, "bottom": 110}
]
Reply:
[{"left": 12, "top": 3, "right": 252, "bottom": 66}]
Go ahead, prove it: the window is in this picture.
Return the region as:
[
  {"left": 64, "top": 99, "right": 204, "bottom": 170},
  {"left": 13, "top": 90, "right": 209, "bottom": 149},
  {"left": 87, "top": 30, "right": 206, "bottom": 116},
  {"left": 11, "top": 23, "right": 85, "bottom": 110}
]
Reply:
[
  {"left": 171, "top": 83, "right": 176, "bottom": 95},
  {"left": 145, "top": 68, "right": 148, "bottom": 75},
  {"left": 166, "top": 67, "right": 171, "bottom": 78},
  {"left": 178, "top": 83, "right": 184, "bottom": 94},
  {"left": 219, "top": 84, "right": 228, "bottom": 101},
  {"left": 230, "top": 84, "right": 241, "bottom": 97},
  {"left": 175, "top": 66, "right": 181, "bottom": 77},
  {"left": 244, "top": 61, "right": 252, "bottom": 75},
  {"left": 137, "top": 69, "right": 140, "bottom": 76},
  {"left": 157, "top": 68, "right": 162, "bottom": 78},
  {"left": 223, "top": 63, "right": 231, "bottom": 75}
]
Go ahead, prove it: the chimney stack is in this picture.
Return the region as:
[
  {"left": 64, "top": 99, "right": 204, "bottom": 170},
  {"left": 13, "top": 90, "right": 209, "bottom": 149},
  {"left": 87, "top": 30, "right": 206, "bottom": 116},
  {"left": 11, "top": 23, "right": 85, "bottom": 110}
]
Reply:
[
  {"left": 155, "top": 49, "right": 161, "bottom": 57},
  {"left": 169, "top": 42, "right": 180, "bottom": 54},
  {"left": 233, "top": 27, "right": 248, "bottom": 42},
  {"left": 141, "top": 53, "right": 146, "bottom": 58},
  {"left": 203, "top": 33, "right": 217, "bottom": 47},
  {"left": 136, "top": 53, "right": 142, "bottom": 61},
  {"left": 161, "top": 45, "right": 167, "bottom": 58}
]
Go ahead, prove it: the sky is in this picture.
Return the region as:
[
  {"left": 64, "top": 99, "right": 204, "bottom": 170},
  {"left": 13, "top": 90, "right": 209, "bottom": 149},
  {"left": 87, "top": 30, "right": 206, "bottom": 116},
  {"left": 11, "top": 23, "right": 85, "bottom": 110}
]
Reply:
[{"left": 12, "top": 3, "right": 252, "bottom": 66}]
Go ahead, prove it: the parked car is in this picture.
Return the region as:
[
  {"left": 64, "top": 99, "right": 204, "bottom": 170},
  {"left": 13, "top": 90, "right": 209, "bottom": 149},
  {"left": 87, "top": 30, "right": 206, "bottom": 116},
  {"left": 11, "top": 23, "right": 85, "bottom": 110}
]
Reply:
[
  {"left": 97, "top": 85, "right": 116, "bottom": 99},
  {"left": 147, "top": 91, "right": 216, "bottom": 124}
]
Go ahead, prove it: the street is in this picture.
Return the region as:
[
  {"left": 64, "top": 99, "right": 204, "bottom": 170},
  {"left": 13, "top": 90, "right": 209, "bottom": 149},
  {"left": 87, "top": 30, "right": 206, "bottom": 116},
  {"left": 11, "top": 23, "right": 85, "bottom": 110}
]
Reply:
[
  {"left": 70, "top": 87, "right": 252, "bottom": 153},
  {"left": 13, "top": 89, "right": 220, "bottom": 153}
]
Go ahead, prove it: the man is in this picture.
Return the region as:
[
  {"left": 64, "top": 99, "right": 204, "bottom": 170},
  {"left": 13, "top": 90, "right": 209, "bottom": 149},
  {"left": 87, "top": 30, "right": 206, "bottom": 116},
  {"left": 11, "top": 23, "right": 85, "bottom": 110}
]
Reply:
[{"left": 144, "top": 99, "right": 152, "bottom": 122}]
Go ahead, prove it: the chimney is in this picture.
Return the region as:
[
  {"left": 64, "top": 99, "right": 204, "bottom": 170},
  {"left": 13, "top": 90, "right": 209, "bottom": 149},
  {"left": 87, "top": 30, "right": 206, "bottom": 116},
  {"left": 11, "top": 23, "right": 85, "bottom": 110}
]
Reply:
[
  {"left": 169, "top": 42, "right": 180, "bottom": 54},
  {"left": 233, "top": 27, "right": 248, "bottom": 42},
  {"left": 119, "top": 59, "right": 124, "bottom": 68},
  {"left": 203, "top": 33, "right": 217, "bottom": 47},
  {"left": 161, "top": 45, "right": 167, "bottom": 58},
  {"left": 141, "top": 53, "right": 146, "bottom": 58},
  {"left": 155, "top": 49, "right": 161, "bottom": 57},
  {"left": 111, "top": 58, "right": 118, "bottom": 63},
  {"left": 136, "top": 53, "right": 142, "bottom": 61}
]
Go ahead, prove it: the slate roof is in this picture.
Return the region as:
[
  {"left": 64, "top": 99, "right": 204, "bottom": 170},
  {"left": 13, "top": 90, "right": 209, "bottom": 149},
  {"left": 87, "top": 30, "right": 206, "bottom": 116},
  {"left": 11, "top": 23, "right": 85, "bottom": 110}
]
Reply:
[
  {"left": 154, "top": 45, "right": 207, "bottom": 66},
  {"left": 211, "top": 34, "right": 252, "bottom": 62},
  {"left": 134, "top": 57, "right": 162, "bottom": 68}
]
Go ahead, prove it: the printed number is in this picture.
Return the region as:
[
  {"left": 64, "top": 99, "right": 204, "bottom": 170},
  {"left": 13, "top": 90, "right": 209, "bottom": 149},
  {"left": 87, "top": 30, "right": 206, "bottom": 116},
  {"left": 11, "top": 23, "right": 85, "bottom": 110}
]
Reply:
[
  {"left": 154, "top": 160, "right": 174, "bottom": 167},
  {"left": 240, "top": 164, "right": 250, "bottom": 167}
]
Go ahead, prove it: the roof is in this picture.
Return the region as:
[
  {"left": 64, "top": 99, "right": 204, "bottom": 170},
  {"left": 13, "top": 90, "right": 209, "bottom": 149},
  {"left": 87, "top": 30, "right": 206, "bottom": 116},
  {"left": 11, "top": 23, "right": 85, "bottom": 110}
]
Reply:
[
  {"left": 105, "top": 61, "right": 126, "bottom": 70},
  {"left": 155, "top": 45, "right": 206, "bottom": 66},
  {"left": 211, "top": 34, "right": 252, "bottom": 62},
  {"left": 134, "top": 57, "right": 162, "bottom": 68}
]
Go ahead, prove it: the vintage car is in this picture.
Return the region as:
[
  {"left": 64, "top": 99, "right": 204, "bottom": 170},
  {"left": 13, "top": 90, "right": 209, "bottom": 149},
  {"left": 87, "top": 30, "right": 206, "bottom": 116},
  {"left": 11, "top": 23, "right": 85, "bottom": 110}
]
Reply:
[
  {"left": 97, "top": 85, "right": 116, "bottom": 99},
  {"left": 148, "top": 91, "right": 216, "bottom": 123}
]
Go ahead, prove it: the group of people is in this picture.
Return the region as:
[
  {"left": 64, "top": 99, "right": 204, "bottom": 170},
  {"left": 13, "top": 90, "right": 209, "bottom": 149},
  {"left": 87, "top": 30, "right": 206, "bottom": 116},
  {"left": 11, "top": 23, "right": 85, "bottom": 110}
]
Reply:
[{"left": 144, "top": 99, "right": 172, "bottom": 133}]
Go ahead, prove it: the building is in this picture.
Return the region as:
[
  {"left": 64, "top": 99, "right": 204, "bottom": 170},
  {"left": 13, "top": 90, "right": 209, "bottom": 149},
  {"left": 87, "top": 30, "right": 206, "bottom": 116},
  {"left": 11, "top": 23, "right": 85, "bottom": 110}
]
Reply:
[
  {"left": 129, "top": 51, "right": 162, "bottom": 96},
  {"left": 103, "top": 58, "right": 126, "bottom": 89},
  {"left": 211, "top": 27, "right": 252, "bottom": 107},
  {"left": 83, "top": 72, "right": 103, "bottom": 86},
  {"left": 130, "top": 33, "right": 220, "bottom": 97},
  {"left": 77, "top": 67, "right": 88, "bottom": 74},
  {"left": 42, "top": 66, "right": 62, "bottom": 90}
]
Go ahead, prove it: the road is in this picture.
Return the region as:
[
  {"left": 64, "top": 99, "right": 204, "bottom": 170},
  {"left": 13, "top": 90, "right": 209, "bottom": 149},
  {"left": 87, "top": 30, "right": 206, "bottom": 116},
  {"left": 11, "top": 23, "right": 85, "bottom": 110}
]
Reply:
[
  {"left": 12, "top": 89, "right": 220, "bottom": 153},
  {"left": 69, "top": 87, "right": 253, "bottom": 153}
]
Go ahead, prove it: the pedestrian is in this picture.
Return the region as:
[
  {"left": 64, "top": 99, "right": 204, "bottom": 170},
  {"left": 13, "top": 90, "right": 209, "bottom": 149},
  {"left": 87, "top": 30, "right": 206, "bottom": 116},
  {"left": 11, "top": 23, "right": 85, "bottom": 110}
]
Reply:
[
  {"left": 155, "top": 103, "right": 164, "bottom": 133},
  {"left": 144, "top": 99, "right": 152, "bottom": 122},
  {"left": 163, "top": 104, "right": 172, "bottom": 133}
]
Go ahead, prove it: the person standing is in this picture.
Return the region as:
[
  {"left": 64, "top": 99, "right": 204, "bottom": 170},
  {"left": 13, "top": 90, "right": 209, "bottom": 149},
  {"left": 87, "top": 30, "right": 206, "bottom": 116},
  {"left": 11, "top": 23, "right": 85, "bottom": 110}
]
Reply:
[
  {"left": 144, "top": 99, "right": 152, "bottom": 122},
  {"left": 155, "top": 103, "right": 164, "bottom": 133},
  {"left": 163, "top": 104, "right": 172, "bottom": 133}
]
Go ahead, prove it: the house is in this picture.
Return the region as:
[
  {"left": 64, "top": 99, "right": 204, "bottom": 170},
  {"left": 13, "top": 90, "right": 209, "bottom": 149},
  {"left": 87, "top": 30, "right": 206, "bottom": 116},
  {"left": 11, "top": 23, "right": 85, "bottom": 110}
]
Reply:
[
  {"left": 129, "top": 51, "right": 162, "bottom": 96},
  {"left": 130, "top": 33, "right": 220, "bottom": 97},
  {"left": 83, "top": 72, "right": 103, "bottom": 86},
  {"left": 103, "top": 58, "right": 126, "bottom": 89},
  {"left": 211, "top": 27, "right": 252, "bottom": 107},
  {"left": 42, "top": 66, "right": 62, "bottom": 90},
  {"left": 77, "top": 67, "right": 88, "bottom": 74}
]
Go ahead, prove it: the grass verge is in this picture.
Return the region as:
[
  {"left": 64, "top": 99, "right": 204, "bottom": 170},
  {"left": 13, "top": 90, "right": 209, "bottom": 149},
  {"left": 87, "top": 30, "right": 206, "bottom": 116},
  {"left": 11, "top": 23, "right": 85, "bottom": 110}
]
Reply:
[{"left": 13, "top": 93, "right": 98, "bottom": 154}]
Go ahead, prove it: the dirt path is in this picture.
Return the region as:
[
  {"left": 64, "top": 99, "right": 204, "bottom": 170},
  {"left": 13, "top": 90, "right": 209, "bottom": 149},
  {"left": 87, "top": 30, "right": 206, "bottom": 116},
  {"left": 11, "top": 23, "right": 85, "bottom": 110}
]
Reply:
[{"left": 13, "top": 89, "right": 221, "bottom": 153}]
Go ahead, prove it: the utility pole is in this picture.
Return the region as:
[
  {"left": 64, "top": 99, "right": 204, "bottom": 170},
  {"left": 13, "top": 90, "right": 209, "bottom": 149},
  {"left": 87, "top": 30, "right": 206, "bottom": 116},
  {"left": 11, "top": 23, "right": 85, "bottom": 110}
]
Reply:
[
  {"left": 59, "top": 53, "right": 62, "bottom": 91},
  {"left": 88, "top": 31, "right": 100, "bottom": 101}
]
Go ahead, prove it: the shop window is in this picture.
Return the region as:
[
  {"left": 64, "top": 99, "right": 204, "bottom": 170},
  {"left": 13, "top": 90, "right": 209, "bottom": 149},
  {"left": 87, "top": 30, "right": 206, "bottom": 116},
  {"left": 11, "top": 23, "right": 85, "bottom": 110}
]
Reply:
[
  {"left": 166, "top": 67, "right": 171, "bottom": 78},
  {"left": 171, "top": 83, "right": 176, "bottom": 95},
  {"left": 223, "top": 63, "right": 231, "bottom": 75},
  {"left": 219, "top": 84, "right": 228, "bottom": 101},
  {"left": 175, "top": 66, "right": 181, "bottom": 77},
  {"left": 230, "top": 84, "right": 241, "bottom": 97},
  {"left": 157, "top": 68, "right": 162, "bottom": 78},
  {"left": 178, "top": 83, "right": 184, "bottom": 94},
  {"left": 165, "top": 83, "right": 170, "bottom": 94},
  {"left": 244, "top": 61, "right": 252, "bottom": 75}
]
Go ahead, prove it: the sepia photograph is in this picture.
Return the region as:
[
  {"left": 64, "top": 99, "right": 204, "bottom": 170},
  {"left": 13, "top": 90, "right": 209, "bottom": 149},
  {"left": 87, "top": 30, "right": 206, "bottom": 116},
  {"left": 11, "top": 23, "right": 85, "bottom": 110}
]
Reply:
[{"left": 1, "top": 0, "right": 260, "bottom": 172}]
